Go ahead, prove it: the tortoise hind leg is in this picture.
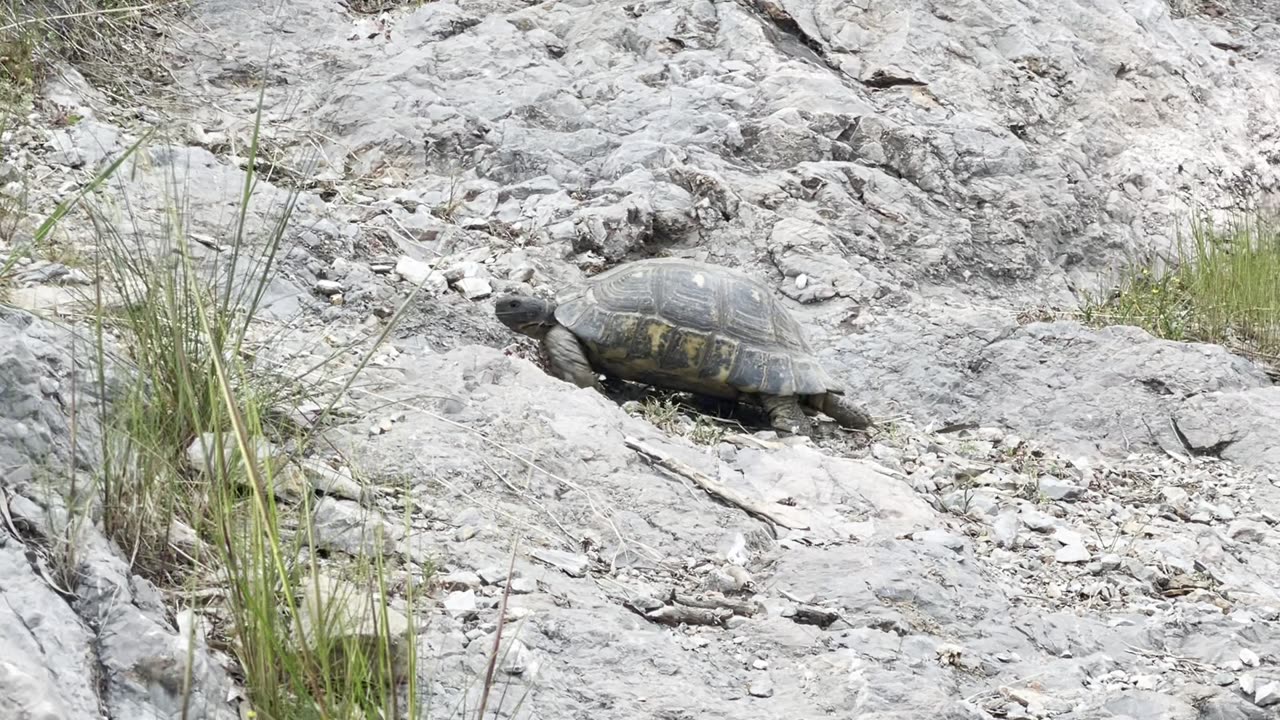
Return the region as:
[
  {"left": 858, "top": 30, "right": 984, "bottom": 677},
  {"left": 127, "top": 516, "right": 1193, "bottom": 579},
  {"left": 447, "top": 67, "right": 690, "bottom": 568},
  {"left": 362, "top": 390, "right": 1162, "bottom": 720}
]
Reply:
[
  {"left": 760, "top": 395, "right": 812, "bottom": 436},
  {"left": 810, "top": 393, "right": 874, "bottom": 430},
  {"left": 543, "top": 325, "right": 605, "bottom": 393}
]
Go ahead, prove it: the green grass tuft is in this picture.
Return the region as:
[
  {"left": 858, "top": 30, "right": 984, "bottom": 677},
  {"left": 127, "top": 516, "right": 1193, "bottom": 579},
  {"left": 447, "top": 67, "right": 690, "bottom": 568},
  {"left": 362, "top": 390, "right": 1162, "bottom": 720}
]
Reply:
[
  {"left": 1079, "top": 212, "right": 1280, "bottom": 370},
  {"left": 1, "top": 1, "right": 186, "bottom": 110},
  {"left": 11, "top": 79, "right": 442, "bottom": 720}
]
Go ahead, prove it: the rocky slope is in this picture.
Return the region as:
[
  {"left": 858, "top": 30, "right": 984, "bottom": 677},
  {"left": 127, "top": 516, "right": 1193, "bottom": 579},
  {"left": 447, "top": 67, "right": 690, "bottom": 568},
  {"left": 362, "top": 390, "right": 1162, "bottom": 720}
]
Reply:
[{"left": 2, "top": 0, "right": 1280, "bottom": 718}]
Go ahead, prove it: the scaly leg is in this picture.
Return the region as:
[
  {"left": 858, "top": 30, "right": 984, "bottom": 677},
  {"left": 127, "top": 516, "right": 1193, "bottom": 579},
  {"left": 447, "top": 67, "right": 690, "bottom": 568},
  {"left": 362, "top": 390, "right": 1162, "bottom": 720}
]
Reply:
[
  {"left": 760, "top": 395, "right": 811, "bottom": 436},
  {"left": 810, "top": 393, "right": 873, "bottom": 430},
  {"left": 542, "top": 325, "right": 605, "bottom": 392}
]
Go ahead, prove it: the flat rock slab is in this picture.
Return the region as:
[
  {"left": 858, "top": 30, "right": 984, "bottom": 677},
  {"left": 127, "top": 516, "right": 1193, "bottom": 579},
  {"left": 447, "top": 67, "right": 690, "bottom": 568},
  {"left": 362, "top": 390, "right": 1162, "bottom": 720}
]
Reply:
[{"left": 829, "top": 314, "right": 1274, "bottom": 468}]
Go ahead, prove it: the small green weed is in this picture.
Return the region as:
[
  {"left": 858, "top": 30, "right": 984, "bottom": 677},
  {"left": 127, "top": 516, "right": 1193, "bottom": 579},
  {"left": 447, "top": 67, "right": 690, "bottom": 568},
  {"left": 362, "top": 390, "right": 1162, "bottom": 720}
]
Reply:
[{"left": 636, "top": 395, "right": 730, "bottom": 446}]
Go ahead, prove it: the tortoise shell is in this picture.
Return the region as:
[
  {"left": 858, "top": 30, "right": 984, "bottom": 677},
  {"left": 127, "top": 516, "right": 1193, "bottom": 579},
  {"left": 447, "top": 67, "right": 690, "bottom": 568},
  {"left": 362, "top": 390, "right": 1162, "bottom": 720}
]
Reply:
[{"left": 553, "top": 258, "right": 843, "bottom": 399}]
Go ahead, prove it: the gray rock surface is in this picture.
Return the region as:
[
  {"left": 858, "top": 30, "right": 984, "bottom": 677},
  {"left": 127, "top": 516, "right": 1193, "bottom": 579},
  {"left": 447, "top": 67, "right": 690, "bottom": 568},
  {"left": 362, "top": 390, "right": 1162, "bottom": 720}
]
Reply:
[
  {"left": 1174, "top": 387, "right": 1280, "bottom": 471},
  {"left": 119, "top": 0, "right": 1278, "bottom": 469},
  {"left": 303, "top": 341, "right": 1280, "bottom": 719},
  {"left": 0, "top": 309, "right": 240, "bottom": 720},
  {"left": 5, "top": 0, "right": 1280, "bottom": 717},
  {"left": 828, "top": 313, "right": 1275, "bottom": 462}
]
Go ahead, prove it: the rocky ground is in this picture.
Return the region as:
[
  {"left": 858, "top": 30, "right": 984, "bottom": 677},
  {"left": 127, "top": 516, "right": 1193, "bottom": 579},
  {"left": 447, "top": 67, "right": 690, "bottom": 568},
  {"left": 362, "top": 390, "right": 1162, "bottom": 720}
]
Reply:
[{"left": 3, "top": 0, "right": 1280, "bottom": 718}]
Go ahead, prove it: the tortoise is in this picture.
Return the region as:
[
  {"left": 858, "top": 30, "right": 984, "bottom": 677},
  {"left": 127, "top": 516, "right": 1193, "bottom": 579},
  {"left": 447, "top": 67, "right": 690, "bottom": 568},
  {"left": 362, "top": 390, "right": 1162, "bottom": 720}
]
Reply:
[{"left": 493, "top": 257, "right": 873, "bottom": 435}]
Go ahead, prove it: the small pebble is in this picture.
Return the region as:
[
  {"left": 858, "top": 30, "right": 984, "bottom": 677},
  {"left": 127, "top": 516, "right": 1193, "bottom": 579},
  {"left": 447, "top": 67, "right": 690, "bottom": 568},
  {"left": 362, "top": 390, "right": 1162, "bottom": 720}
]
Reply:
[
  {"left": 454, "top": 276, "right": 493, "bottom": 300},
  {"left": 478, "top": 566, "right": 510, "bottom": 585},
  {"left": 315, "top": 279, "right": 343, "bottom": 296},
  {"left": 1227, "top": 520, "right": 1267, "bottom": 543},
  {"left": 1038, "top": 477, "right": 1085, "bottom": 501},
  {"left": 531, "top": 548, "right": 590, "bottom": 578},
  {"left": 62, "top": 268, "right": 92, "bottom": 285},
  {"left": 444, "top": 261, "right": 482, "bottom": 282},
  {"left": 439, "top": 571, "right": 482, "bottom": 589},
  {"left": 1240, "top": 674, "right": 1256, "bottom": 695},
  {"left": 1256, "top": 680, "right": 1280, "bottom": 707},
  {"left": 992, "top": 510, "right": 1020, "bottom": 549},
  {"left": 1020, "top": 509, "right": 1056, "bottom": 532},
  {"left": 509, "top": 577, "right": 538, "bottom": 594},
  {"left": 748, "top": 679, "right": 774, "bottom": 698},
  {"left": 502, "top": 639, "right": 533, "bottom": 675},
  {"left": 1160, "top": 487, "right": 1191, "bottom": 509},
  {"left": 395, "top": 256, "right": 447, "bottom": 291},
  {"left": 443, "top": 590, "right": 478, "bottom": 615},
  {"left": 1055, "top": 544, "right": 1092, "bottom": 564}
]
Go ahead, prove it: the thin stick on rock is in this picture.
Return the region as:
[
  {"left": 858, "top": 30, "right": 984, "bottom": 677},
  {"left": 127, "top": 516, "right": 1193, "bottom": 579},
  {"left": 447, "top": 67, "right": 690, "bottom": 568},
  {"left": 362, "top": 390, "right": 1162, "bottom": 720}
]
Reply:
[
  {"left": 671, "top": 591, "right": 764, "bottom": 617},
  {"left": 644, "top": 604, "right": 732, "bottom": 627},
  {"left": 624, "top": 436, "right": 810, "bottom": 530}
]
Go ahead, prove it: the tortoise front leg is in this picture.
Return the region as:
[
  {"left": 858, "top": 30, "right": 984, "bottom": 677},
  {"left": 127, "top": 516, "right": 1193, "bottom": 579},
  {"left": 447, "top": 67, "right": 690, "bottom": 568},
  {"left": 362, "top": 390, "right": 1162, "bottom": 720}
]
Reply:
[
  {"left": 760, "top": 395, "right": 811, "bottom": 436},
  {"left": 543, "top": 325, "right": 605, "bottom": 393}
]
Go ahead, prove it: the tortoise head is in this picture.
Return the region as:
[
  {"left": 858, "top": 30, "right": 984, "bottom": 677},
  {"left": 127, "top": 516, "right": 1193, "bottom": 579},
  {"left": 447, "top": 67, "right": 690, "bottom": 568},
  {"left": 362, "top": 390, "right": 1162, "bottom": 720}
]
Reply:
[{"left": 494, "top": 294, "right": 558, "bottom": 337}]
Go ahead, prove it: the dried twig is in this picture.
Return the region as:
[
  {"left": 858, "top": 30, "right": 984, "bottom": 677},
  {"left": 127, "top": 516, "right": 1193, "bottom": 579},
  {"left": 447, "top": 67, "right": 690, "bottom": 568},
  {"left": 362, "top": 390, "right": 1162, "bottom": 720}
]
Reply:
[
  {"left": 644, "top": 604, "right": 731, "bottom": 627},
  {"left": 624, "top": 436, "right": 810, "bottom": 530},
  {"left": 671, "top": 590, "right": 764, "bottom": 617},
  {"left": 475, "top": 537, "right": 520, "bottom": 720}
]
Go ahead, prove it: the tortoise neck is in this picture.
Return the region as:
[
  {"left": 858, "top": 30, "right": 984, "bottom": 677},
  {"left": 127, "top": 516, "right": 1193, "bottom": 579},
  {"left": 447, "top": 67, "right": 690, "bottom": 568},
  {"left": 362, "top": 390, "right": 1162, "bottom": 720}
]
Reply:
[{"left": 521, "top": 321, "right": 557, "bottom": 340}]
